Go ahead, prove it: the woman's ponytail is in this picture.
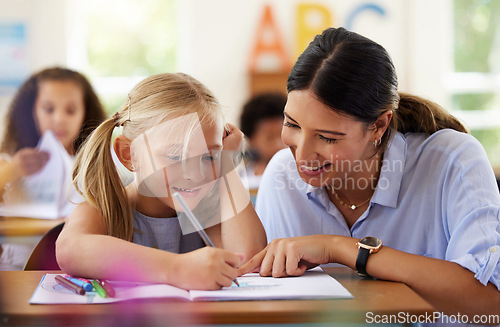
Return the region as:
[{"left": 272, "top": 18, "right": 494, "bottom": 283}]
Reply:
[
  {"left": 73, "top": 117, "right": 133, "bottom": 241},
  {"left": 394, "top": 93, "right": 469, "bottom": 135}
]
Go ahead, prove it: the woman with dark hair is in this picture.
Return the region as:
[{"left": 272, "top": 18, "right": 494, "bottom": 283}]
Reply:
[{"left": 239, "top": 27, "right": 500, "bottom": 317}]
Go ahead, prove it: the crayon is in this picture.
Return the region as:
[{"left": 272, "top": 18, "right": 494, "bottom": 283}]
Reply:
[
  {"left": 64, "top": 276, "right": 93, "bottom": 292},
  {"left": 91, "top": 280, "right": 107, "bottom": 298},
  {"left": 97, "top": 279, "right": 116, "bottom": 297},
  {"left": 55, "top": 275, "right": 86, "bottom": 295},
  {"left": 64, "top": 274, "right": 92, "bottom": 284}
]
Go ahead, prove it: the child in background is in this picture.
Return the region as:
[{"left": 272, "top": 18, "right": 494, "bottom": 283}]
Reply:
[
  {"left": 0, "top": 67, "right": 106, "bottom": 270},
  {"left": 239, "top": 93, "right": 286, "bottom": 203},
  {"left": 56, "top": 73, "right": 266, "bottom": 290},
  {"left": 240, "top": 92, "right": 287, "bottom": 177},
  {"left": 0, "top": 67, "right": 106, "bottom": 192}
]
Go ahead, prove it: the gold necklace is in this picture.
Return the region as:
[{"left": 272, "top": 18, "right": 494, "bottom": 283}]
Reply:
[{"left": 331, "top": 188, "right": 372, "bottom": 210}]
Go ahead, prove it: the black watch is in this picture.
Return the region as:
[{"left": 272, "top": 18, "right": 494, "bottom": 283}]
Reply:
[{"left": 355, "top": 236, "right": 383, "bottom": 278}]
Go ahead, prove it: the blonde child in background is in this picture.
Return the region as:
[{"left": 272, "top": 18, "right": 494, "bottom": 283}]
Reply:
[
  {"left": 0, "top": 67, "right": 106, "bottom": 270},
  {"left": 56, "top": 73, "right": 266, "bottom": 290}
]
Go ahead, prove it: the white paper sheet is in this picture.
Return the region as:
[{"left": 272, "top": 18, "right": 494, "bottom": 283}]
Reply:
[{"left": 29, "top": 268, "right": 353, "bottom": 304}]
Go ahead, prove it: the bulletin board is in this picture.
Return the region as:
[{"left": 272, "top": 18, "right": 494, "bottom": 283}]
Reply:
[{"left": 0, "top": 22, "right": 29, "bottom": 94}]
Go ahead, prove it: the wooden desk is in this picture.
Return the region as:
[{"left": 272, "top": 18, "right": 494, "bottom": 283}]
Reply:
[
  {"left": 0, "top": 267, "right": 435, "bottom": 326},
  {"left": 0, "top": 217, "right": 64, "bottom": 270},
  {"left": 0, "top": 216, "right": 64, "bottom": 246},
  {"left": 0, "top": 217, "right": 64, "bottom": 237}
]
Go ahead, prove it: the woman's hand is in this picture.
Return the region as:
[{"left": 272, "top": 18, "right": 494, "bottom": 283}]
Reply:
[
  {"left": 171, "top": 247, "right": 244, "bottom": 290},
  {"left": 11, "top": 148, "right": 50, "bottom": 178},
  {"left": 238, "top": 235, "right": 335, "bottom": 277},
  {"left": 222, "top": 123, "right": 244, "bottom": 153}
]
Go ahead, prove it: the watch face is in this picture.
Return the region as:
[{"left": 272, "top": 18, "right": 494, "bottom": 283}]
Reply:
[{"left": 360, "top": 236, "right": 382, "bottom": 248}]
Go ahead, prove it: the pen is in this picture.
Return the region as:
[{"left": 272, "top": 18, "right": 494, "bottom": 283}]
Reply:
[
  {"left": 91, "top": 280, "right": 107, "bottom": 298},
  {"left": 55, "top": 275, "right": 86, "bottom": 295},
  {"left": 173, "top": 192, "right": 240, "bottom": 287},
  {"left": 64, "top": 276, "right": 93, "bottom": 292},
  {"left": 97, "top": 279, "right": 116, "bottom": 297}
]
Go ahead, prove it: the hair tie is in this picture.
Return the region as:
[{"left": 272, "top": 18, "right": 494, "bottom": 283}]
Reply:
[
  {"left": 113, "top": 112, "right": 121, "bottom": 126},
  {"left": 127, "top": 95, "right": 132, "bottom": 122}
]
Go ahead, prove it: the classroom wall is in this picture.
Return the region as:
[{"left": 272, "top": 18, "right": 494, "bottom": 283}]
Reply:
[
  {"left": 176, "top": 0, "right": 452, "bottom": 124},
  {"left": 0, "top": 0, "right": 452, "bottom": 126},
  {"left": 177, "top": 0, "right": 407, "bottom": 123},
  {"left": 0, "top": 0, "right": 68, "bottom": 120}
]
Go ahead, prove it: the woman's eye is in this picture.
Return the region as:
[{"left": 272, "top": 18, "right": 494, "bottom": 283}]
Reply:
[
  {"left": 43, "top": 106, "right": 54, "bottom": 114},
  {"left": 284, "top": 121, "right": 299, "bottom": 129},
  {"left": 318, "top": 135, "right": 337, "bottom": 144}
]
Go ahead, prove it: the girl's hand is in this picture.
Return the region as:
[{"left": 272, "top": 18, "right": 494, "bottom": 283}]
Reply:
[
  {"left": 222, "top": 123, "right": 244, "bottom": 153},
  {"left": 12, "top": 148, "right": 50, "bottom": 178},
  {"left": 237, "top": 235, "right": 335, "bottom": 277},
  {"left": 171, "top": 246, "right": 244, "bottom": 290}
]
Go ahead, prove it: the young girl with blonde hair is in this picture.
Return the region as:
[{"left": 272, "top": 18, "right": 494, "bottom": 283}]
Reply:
[{"left": 56, "top": 73, "right": 266, "bottom": 289}]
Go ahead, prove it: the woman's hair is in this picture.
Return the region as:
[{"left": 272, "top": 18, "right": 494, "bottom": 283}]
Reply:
[
  {"left": 73, "top": 73, "right": 225, "bottom": 241},
  {"left": 0, "top": 67, "right": 106, "bottom": 154},
  {"left": 287, "top": 27, "right": 468, "bottom": 150},
  {"left": 240, "top": 92, "right": 286, "bottom": 139}
]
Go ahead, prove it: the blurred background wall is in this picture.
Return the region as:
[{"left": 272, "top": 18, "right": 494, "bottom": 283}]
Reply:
[{"left": 0, "top": 0, "right": 499, "bottom": 167}]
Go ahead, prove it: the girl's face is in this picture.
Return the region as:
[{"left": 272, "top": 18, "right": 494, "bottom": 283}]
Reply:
[
  {"left": 34, "top": 80, "right": 86, "bottom": 154},
  {"left": 282, "top": 90, "right": 377, "bottom": 189},
  {"left": 132, "top": 113, "right": 224, "bottom": 211}
]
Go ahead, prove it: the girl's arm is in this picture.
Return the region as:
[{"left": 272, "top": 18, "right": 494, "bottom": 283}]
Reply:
[
  {"left": 56, "top": 202, "right": 243, "bottom": 290},
  {"left": 222, "top": 202, "right": 266, "bottom": 259},
  {"left": 0, "top": 159, "right": 17, "bottom": 195},
  {"left": 239, "top": 235, "right": 500, "bottom": 317},
  {"left": 205, "top": 164, "right": 267, "bottom": 260},
  {"left": 206, "top": 123, "right": 266, "bottom": 260},
  {"left": 207, "top": 200, "right": 267, "bottom": 262},
  {"left": 0, "top": 149, "right": 49, "bottom": 193}
]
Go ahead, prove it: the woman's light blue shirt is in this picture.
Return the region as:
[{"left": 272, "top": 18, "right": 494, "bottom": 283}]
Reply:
[{"left": 256, "top": 129, "right": 500, "bottom": 289}]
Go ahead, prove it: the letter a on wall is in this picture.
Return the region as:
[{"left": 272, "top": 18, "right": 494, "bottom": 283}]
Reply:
[{"left": 248, "top": 4, "right": 290, "bottom": 73}]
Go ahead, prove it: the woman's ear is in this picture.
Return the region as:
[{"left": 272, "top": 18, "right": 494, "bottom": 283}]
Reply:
[
  {"left": 113, "top": 135, "right": 134, "bottom": 171},
  {"left": 373, "top": 110, "right": 393, "bottom": 140}
]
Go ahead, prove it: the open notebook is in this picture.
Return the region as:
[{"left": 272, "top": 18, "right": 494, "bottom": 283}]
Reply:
[
  {"left": 0, "top": 131, "right": 80, "bottom": 219},
  {"left": 29, "top": 267, "right": 353, "bottom": 304}
]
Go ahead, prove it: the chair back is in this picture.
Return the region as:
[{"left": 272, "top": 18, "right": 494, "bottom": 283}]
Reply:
[{"left": 24, "top": 222, "right": 64, "bottom": 270}]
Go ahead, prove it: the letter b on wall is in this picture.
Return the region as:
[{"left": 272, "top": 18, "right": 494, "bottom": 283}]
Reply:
[{"left": 296, "top": 4, "right": 333, "bottom": 59}]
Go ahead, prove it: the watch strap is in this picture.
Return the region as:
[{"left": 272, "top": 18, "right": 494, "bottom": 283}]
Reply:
[{"left": 356, "top": 246, "right": 372, "bottom": 278}]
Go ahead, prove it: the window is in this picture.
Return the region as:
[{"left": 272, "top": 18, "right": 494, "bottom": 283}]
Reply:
[
  {"left": 450, "top": 0, "right": 500, "bottom": 167},
  {"left": 68, "top": 0, "right": 177, "bottom": 114}
]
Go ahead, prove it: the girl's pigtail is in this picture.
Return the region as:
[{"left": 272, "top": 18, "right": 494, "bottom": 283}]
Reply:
[{"left": 73, "top": 118, "right": 133, "bottom": 241}]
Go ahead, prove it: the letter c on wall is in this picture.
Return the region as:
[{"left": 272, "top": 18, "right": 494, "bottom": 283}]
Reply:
[{"left": 345, "top": 3, "right": 386, "bottom": 30}]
